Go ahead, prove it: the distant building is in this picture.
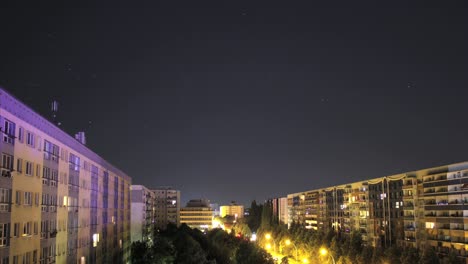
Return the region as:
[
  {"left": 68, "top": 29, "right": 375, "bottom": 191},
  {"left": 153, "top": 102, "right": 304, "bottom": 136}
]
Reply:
[
  {"left": 180, "top": 199, "right": 213, "bottom": 231},
  {"left": 286, "top": 161, "right": 468, "bottom": 262},
  {"left": 152, "top": 187, "right": 180, "bottom": 230},
  {"left": 271, "top": 197, "right": 288, "bottom": 225},
  {"left": 220, "top": 201, "right": 244, "bottom": 219},
  {"left": 210, "top": 203, "right": 220, "bottom": 217},
  {"left": 130, "top": 185, "right": 155, "bottom": 244}
]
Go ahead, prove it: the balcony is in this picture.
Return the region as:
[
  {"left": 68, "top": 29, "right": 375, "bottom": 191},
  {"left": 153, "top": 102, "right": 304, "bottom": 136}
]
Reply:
[
  {"left": 403, "top": 215, "right": 415, "bottom": 220},
  {"left": 404, "top": 226, "right": 415, "bottom": 231}
]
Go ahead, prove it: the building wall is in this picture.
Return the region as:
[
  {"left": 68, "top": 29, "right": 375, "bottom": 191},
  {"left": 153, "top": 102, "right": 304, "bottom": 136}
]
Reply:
[
  {"left": 0, "top": 88, "right": 131, "bottom": 264},
  {"left": 220, "top": 205, "right": 244, "bottom": 218},
  {"left": 152, "top": 187, "right": 180, "bottom": 230},
  {"left": 130, "top": 185, "right": 155, "bottom": 244},
  {"left": 286, "top": 161, "right": 468, "bottom": 262},
  {"left": 278, "top": 197, "right": 288, "bottom": 225},
  {"left": 180, "top": 207, "right": 213, "bottom": 231}
]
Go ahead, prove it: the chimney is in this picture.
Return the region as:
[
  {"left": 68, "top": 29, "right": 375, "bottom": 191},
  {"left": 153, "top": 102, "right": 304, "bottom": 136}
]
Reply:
[{"left": 75, "top": 132, "right": 86, "bottom": 145}]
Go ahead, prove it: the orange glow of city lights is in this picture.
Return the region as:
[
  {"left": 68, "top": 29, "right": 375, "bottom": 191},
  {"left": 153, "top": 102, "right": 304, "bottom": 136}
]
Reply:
[{"left": 320, "top": 247, "right": 328, "bottom": 256}]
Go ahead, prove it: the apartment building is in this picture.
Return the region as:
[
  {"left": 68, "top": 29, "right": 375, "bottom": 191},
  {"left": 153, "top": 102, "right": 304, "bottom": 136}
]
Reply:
[
  {"left": 0, "top": 88, "right": 131, "bottom": 264},
  {"left": 180, "top": 199, "right": 213, "bottom": 231},
  {"left": 152, "top": 187, "right": 180, "bottom": 230},
  {"left": 130, "top": 185, "right": 155, "bottom": 244},
  {"left": 287, "top": 161, "right": 468, "bottom": 263},
  {"left": 220, "top": 201, "right": 244, "bottom": 219},
  {"left": 270, "top": 197, "right": 288, "bottom": 225}
]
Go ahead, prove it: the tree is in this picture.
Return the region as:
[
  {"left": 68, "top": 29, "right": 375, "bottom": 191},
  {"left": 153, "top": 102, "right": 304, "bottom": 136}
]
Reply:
[
  {"left": 232, "top": 219, "right": 252, "bottom": 238},
  {"left": 247, "top": 200, "right": 262, "bottom": 232},
  {"left": 131, "top": 241, "right": 152, "bottom": 264},
  {"left": 442, "top": 251, "right": 461, "bottom": 264},
  {"left": 384, "top": 245, "right": 402, "bottom": 264},
  {"left": 400, "top": 246, "right": 419, "bottom": 264},
  {"left": 419, "top": 247, "right": 439, "bottom": 264},
  {"left": 173, "top": 233, "right": 208, "bottom": 264},
  {"left": 151, "top": 236, "right": 176, "bottom": 264},
  {"left": 235, "top": 240, "right": 275, "bottom": 264}
]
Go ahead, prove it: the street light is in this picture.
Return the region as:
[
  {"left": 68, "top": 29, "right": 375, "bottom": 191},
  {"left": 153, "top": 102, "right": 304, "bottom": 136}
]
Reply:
[
  {"left": 285, "top": 239, "right": 298, "bottom": 262},
  {"left": 264, "top": 233, "right": 276, "bottom": 252},
  {"left": 319, "top": 247, "right": 335, "bottom": 264}
]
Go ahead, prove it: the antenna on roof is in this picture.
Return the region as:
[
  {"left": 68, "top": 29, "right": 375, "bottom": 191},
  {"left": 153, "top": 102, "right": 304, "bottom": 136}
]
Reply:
[{"left": 51, "top": 100, "right": 61, "bottom": 126}]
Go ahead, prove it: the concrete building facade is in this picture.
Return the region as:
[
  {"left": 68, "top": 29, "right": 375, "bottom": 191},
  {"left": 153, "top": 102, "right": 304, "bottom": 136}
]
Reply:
[
  {"left": 0, "top": 88, "right": 131, "bottom": 264},
  {"left": 287, "top": 161, "right": 468, "bottom": 263},
  {"left": 180, "top": 199, "right": 213, "bottom": 231},
  {"left": 220, "top": 202, "right": 244, "bottom": 219},
  {"left": 152, "top": 187, "right": 180, "bottom": 230},
  {"left": 130, "top": 185, "right": 155, "bottom": 244}
]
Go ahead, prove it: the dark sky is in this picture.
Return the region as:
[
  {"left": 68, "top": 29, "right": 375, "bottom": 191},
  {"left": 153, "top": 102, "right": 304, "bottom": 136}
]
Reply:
[{"left": 1, "top": 2, "right": 468, "bottom": 206}]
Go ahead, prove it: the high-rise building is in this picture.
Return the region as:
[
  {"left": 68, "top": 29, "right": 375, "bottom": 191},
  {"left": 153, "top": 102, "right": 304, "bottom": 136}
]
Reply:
[
  {"left": 220, "top": 201, "right": 244, "bottom": 219},
  {"left": 271, "top": 197, "right": 288, "bottom": 225},
  {"left": 180, "top": 199, "right": 213, "bottom": 231},
  {"left": 130, "top": 185, "right": 155, "bottom": 244},
  {"left": 287, "top": 161, "right": 468, "bottom": 262},
  {"left": 0, "top": 88, "right": 132, "bottom": 263},
  {"left": 152, "top": 187, "right": 180, "bottom": 230}
]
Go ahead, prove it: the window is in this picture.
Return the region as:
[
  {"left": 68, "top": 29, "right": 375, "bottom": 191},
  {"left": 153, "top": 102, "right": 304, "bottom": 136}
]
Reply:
[
  {"left": 13, "top": 223, "right": 19, "bottom": 237},
  {"left": 24, "top": 192, "right": 32, "bottom": 206},
  {"left": 33, "top": 222, "right": 38, "bottom": 235},
  {"left": 16, "top": 159, "right": 22, "bottom": 173},
  {"left": 25, "top": 161, "right": 33, "bottom": 176},
  {"left": 22, "top": 222, "right": 32, "bottom": 236},
  {"left": 15, "top": 191, "right": 21, "bottom": 205},
  {"left": 26, "top": 131, "right": 35, "bottom": 147},
  {"left": 23, "top": 252, "right": 31, "bottom": 264},
  {"left": 18, "top": 127, "right": 24, "bottom": 143},
  {"left": 69, "top": 153, "right": 80, "bottom": 172},
  {"left": 42, "top": 167, "right": 50, "bottom": 185},
  {"left": 35, "top": 164, "right": 40, "bottom": 177},
  {"left": 2, "top": 119, "right": 15, "bottom": 144},
  {"left": 40, "top": 221, "right": 48, "bottom": 239},
  {"left": 34, "top": 193, "right": 39, "bottom": 206},
  {"left": 0, "top": 223, "right": 8, "bottom": 246},
  {"left": 1, "top": 153, "right": 13, "bottom": 171},
  {"left": 44, "top": 140, "right": 59, "bottom": 162},
  {"left": 12, "top": 256, "right": 18, "bottom": 264},
  {"left": 426, "top": 222, "right": 435, "bottom": 229},
  {"left": 0, "top": 189, "right": 10, "bottom": 212}
]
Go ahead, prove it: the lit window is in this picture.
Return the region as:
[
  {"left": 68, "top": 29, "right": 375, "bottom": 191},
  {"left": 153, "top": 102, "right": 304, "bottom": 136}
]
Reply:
[{"left": 426, "top": 222, "right": 435, "bottom": 229}]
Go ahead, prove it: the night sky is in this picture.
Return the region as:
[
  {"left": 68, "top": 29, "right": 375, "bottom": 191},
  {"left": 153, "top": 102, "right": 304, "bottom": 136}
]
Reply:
[{"left": 1, "top": 2, "right": 468, "bottom": 206}]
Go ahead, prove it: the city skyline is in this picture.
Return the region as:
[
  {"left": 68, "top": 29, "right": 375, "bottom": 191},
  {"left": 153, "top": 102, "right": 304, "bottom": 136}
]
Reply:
[{"left": 1, "top": 2, "right": 468, "bottom": 206}]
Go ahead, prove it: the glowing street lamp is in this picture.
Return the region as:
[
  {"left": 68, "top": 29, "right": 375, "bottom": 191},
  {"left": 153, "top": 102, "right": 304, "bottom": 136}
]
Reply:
[
  {"left": 302, "top": 258, "right": 309, "bottom": 263},
  {"left": 319, "top": 247, "right": 335, "bottom": 264},
  {"left": 264, "top": 233, "right": 277, "bottom": 252},
  {"left": 265, "top": 243, "right": 272, "bottom": 250},
  {"left": 284, "top": 239, "right": 298, "bottom": 261}
]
